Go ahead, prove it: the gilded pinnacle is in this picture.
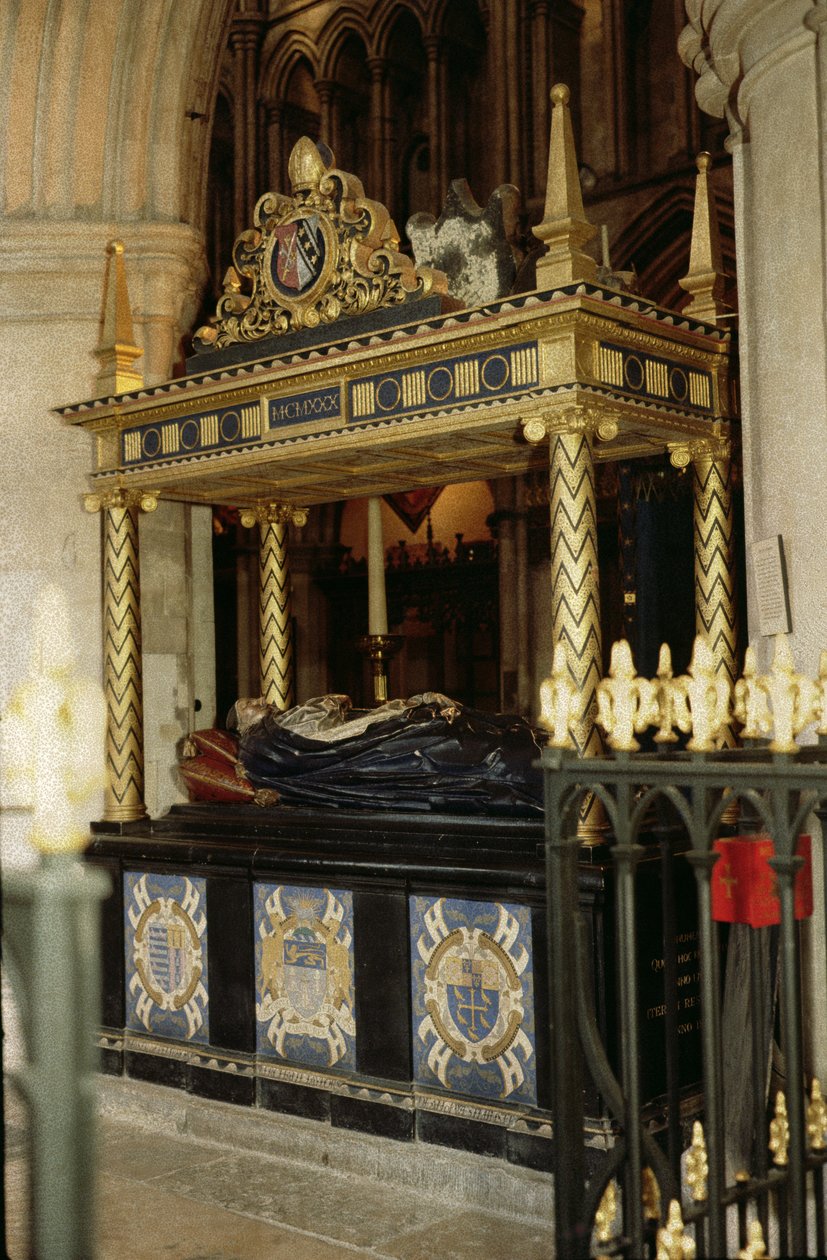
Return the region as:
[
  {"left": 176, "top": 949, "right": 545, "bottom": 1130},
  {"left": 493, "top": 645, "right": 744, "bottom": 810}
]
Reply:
[
  {"left": 94, "top": 239, "right": 143, "bottom": 397},
  {"left": 678, "top": 151, "right": 728, "bottom": 324},
  {"left": 532, "top": 83, "right": 597, "bottom": 289}
]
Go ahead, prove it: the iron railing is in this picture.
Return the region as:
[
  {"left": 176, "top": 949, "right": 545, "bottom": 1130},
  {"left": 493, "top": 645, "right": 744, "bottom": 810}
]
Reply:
[{"left": 544, "top": 742, "right": 827, "bottom": 1258}]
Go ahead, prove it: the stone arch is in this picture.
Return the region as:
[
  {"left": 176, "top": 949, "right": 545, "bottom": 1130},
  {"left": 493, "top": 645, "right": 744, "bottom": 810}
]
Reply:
[
  {"left": 316, "top": 7, "right": 374, "bottom": 77},
  {"left": 370, "top": 0, "right": 426, "bottom": 62},
  {"left": 259, "top": 32, "right": 320, "bottom": 103}
]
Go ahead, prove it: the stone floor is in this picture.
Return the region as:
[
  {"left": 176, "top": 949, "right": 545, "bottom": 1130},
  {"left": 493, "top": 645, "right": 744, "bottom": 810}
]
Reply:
[{"left": 3, "top": 1076, "right": 555, "bottom": 1259}]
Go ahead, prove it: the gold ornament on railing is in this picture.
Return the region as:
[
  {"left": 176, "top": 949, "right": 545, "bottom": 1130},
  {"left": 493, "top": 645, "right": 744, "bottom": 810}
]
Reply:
[
  {"left": 817, "top": 652, "right": 827, "bottom": 737},
  {"left": 642, "top": 1166, "right": 661, "bottom": 1220},
  {"left": 675, "top": 635, "right": 732, "bottom": 752},
  {"left": 685, "top": 1120, "right": 709, "bottom": 1201},
  {"left": 807, "top": 1077, "right": 827, "bottom": 1151},
  {"left": 539, "top": 641, "right": 579, "bottom": 749},
  {"left": 733, "top": 646, "right": 772, "bottom": 741},
  {"left": 597, "top": 640, "right": 658, "bottom": 752},
  {"left": 594, "top": 1177, "right": 619, "bottom": 1245},
  {"left": 737, "top": 1218, "right": 768, "bottom": 1259},
  {"left": 769, "top": 1090, "right": 790, "bottom": 1166},
  {"left": 762, "top": 635, "right": 818, "bottom": 753},
  {"left": 654, "top": 644, "right": 681, "bottom": 744},
  {"left": 656, "top": 1199, "right": 697, "bottom": 1260}
]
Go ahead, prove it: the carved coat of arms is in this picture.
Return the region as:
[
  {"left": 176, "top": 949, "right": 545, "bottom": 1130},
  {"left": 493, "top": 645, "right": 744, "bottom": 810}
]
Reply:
[{"left": 194, "top": 137, "right": 446, "bottom": 349}]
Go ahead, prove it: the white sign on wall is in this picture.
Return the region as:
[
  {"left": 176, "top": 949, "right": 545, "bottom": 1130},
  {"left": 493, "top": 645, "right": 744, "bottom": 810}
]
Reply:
[{"left": 751, "top": 535, "right": 792, "bottom": 636}]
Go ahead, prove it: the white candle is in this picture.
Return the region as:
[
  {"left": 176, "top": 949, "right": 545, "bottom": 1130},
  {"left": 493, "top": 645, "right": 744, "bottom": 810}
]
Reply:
[{"left": 367, "top": 496, "right": 388, "bottom": 635}]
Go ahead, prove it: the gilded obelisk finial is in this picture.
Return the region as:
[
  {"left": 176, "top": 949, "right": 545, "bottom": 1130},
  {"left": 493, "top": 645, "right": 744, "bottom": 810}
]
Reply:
[
  {"left": 94, "top": 240, "right": 143, "bottom": 396},
  {"left": 678, "top": 153, "right": 728, "bottom": 324},
  {"left": 532, "top": 84, "right": 597, "bottom": 289}
]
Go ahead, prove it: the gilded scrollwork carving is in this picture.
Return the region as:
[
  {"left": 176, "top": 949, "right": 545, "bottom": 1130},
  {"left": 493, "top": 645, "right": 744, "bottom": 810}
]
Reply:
[{"left": 194, "top": 137, "right": 447, "bottom": 350}]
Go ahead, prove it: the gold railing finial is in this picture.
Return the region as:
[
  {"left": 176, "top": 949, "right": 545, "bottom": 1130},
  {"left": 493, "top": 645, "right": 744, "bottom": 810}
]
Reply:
[
  {"left": 808, "top": 1077, "right": 827, "bottom": 1150},
  {"left": 685, "top": 1119, "right": 709, "bottom": 1201},
  {"left": 656, "top": 1199, "right": 696, "bottom": 1259},
  {"left": 539, "top": 641, "right": 579, "bottom": 749},
  {"left": 764, "top": 634, "right": 818, "bottom": 753},
  {"left": 532, "top": 84, "right": 598, "bottom": 289},
  {"left": 653, "top": 643, "right": 680, "bottom": 744},
  {"left": 678, "top": 151, "right": 728, "bottom": 325},
  {"left": 733, "top": 645, "right": 772, "bottom": 740},
  {"left": 770, "top": 1090, "right": 790, "bottom": 1166},
  {"left": 678, "top": 634, "right": 731, "bottom": 752},
  {"left": 594, "top": 1177, "right": 618, "bottom": 1245},
  {"left": 737, "top": 1218, "right": 768, "bottom": 1259},
  {"left": 597, "top": 639, "right": 657, "bottom": 751}
]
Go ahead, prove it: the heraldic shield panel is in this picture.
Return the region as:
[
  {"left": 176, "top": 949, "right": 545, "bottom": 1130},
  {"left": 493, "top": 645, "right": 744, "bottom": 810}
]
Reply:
[
  {"left": 124, "top": 871, "right": 210, "bottom": 1044},
  {"left": 410, "top": 895, "right": 537, "bottom": 1106},
  {"left": 254, "top": 883, "right": 356, "bottom": 1071}
]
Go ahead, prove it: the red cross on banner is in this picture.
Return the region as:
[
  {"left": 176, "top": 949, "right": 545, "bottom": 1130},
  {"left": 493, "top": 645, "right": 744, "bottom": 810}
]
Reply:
[{"left": 711, "top": 834, "right": 813, "bottom": 927}]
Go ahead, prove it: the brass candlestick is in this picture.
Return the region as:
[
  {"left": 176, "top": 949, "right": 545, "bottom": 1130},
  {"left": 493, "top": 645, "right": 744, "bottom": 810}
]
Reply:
[{"left": 357, "top": 634, "right": 403, "bottom": 705}]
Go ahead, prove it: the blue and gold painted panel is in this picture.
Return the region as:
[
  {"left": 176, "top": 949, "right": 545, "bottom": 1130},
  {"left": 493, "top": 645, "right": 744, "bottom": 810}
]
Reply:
[
  {"left": 597, "top": 341, "right": 712, "bottom": 411},
  {"left": 254, "top": 883, "right": 356, "bottom": 1071},
  {"left": 124, "top": 871, "right": 209, "bottom": 1044},
  {"left": 122, "top": 400, "right": 262, "bottom": 466},
  {"left": 349, "top": 342, "right": 539, "bottom": 422},
  {"left": 410, "top": 895, "right": 536, "bottom": 1105}
]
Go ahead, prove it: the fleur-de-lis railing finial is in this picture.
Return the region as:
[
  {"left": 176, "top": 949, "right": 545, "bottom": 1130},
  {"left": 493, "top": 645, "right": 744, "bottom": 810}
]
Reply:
[
  {"left": 653, "top": 643, "right": 680, "bottom": 744},
  {"left": 642, "top": 1166, "right": 661, "bottom": 1221},
  {"left": 762, "top": 634, "right": 818, "bottom": 753},
  {"left": 597, "top": 640, "right": 658, "bottom": 751},
  {"left": 733, "top": 645, "right": 772, "bottom": 740},
  {"left": 769, "top": 1090, "right": 790, "bottom": 1166},
  {"left": 539, "top": 641, "right": 579, "bottom": 749},
  {"left": 685, "top": 1120, "right": 709, "bottom": 1201},
  {"left": 817, "top": 651, "right": 827, "bottom": 739},
  {"left": 675, "top": 635, "right": 732, "bottom": 752},
  {"left": 656, "top": 1199, "right": 696, "bottom": 1260},
  {"left": 808, "top": 1077, "right": 827, "bottom": 1151},
  {"left": 737, "top": 1218, "right": 768, "bottom": 1259},
  {"left": 594, "top": 1177, "right": 619, "bottom": 1245}
]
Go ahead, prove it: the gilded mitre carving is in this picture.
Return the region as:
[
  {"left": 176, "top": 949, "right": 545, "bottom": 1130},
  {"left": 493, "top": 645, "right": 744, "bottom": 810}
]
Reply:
[{"left": 194, "top": 137, "right": 447, "bottom": 350}]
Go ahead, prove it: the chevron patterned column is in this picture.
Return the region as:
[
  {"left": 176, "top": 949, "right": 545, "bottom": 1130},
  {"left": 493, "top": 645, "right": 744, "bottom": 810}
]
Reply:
[
  {"left": 85, "top": 488, "right": 157, "bottom": 821},
  {"left": 242, "top": 503, "right": 308, "bottom": 711},
  {"left": 692, "top": 443, "right": 738, "bottom": 747},
  {"left": 549, "top": 418, "right": 606, "bottom": 840}
]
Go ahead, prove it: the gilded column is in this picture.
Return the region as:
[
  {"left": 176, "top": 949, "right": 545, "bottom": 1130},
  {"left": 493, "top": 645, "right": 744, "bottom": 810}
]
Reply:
[
  {"left": 547, "top": 412, "right": 605, "bottom": 839},
  {"left": 84, "top": 488, "right": 157, "bottom": 822},
  {"left": 242, "top": 503, "right": 307, "bottom": 711},
  {"left": 686, "top": 440, "right": 738, "bottom": 745}
]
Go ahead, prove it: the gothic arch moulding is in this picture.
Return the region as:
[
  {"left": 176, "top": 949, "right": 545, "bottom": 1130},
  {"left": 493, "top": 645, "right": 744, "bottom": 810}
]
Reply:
[
  {"left": 316, "top": 7, "right": 374, "bottom": 79},
  {"left": 259, "top": 32, "right": 321, "bottom": 104},
  {"left": 369, "top": 0, "right": 427, "bottom": 61}
]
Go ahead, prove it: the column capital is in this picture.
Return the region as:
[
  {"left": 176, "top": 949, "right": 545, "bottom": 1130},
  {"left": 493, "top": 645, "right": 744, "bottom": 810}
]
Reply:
[
  {"left": 240, "top": 502, "right": 308, "bottom": 528},
  {"left": 229, "top": 16, "right": 265, "bottom": 53},
  {"left": 366, "top": 56, "right": 387, "bottom": 83},
  {"left": 668, "top": 431, "right": 732, "bottom": 468},
  {"left": 680, "top": 1, "right": 819, "bottom": 122},
  {"left": 521, "top": 405, "right": 621, "bottom": 445},
  {"left": 83, "top": 488, "right": 159, "bottom": 514}
]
